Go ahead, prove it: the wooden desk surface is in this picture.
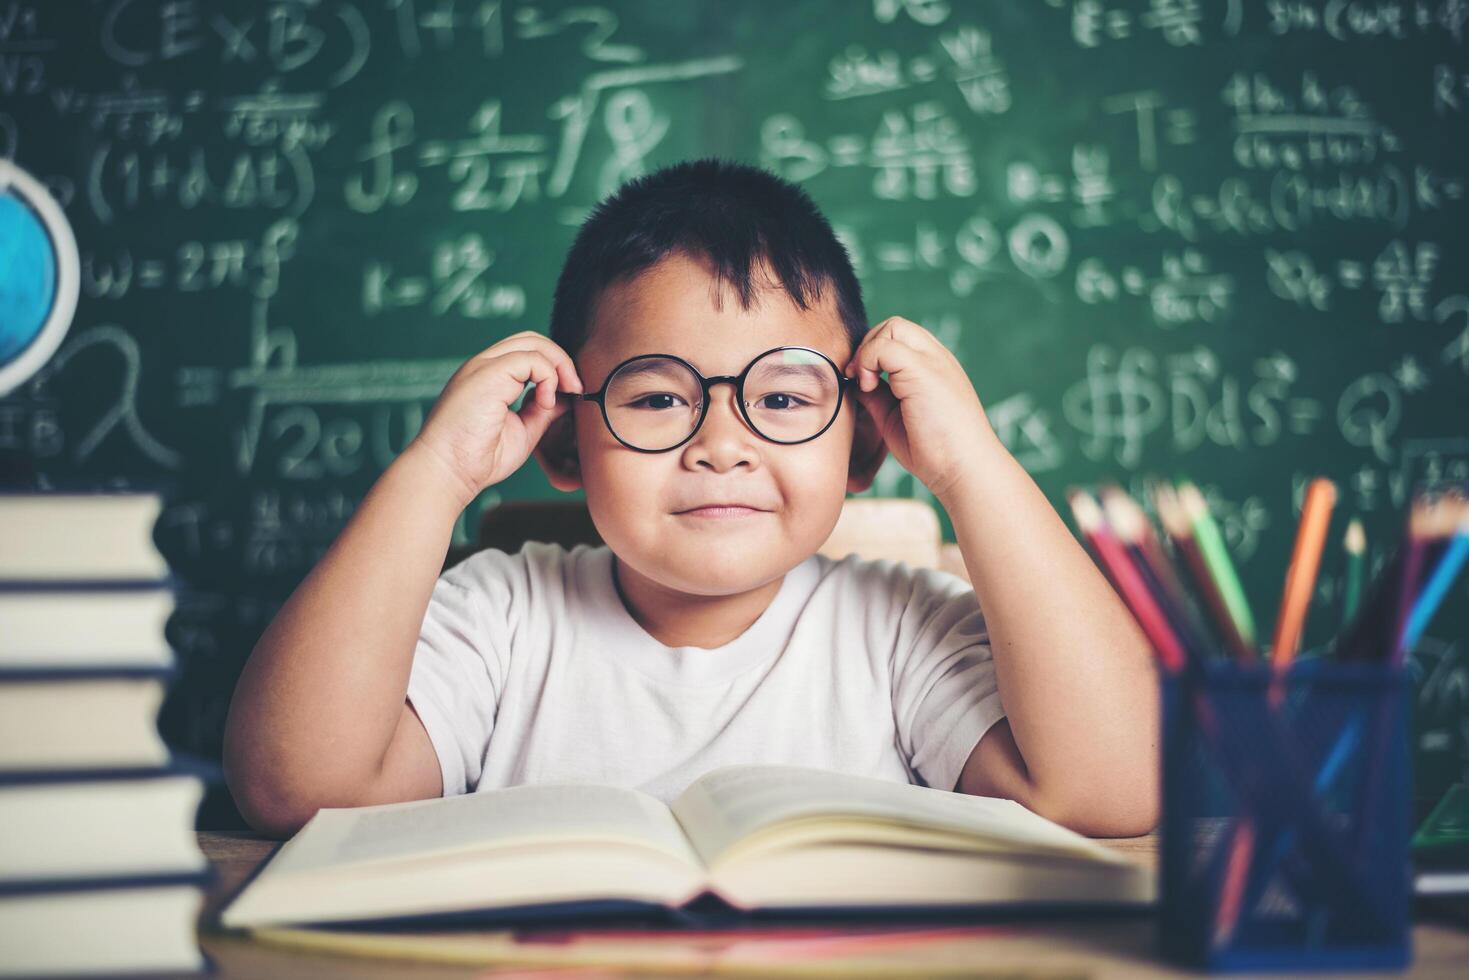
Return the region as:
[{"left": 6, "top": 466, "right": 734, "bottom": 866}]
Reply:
[{"left": 191, "top": 831, "right": 1469, "bottom": 979}]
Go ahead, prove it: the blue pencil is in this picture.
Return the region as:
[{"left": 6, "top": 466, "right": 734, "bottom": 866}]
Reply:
[{"left": 1399, "top": 496, "right": 1469, "bottom": 653}]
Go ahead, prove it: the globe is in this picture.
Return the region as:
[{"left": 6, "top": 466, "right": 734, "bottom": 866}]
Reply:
[{"left": 0, "top": 191, "right": 57, "bottom": 367}]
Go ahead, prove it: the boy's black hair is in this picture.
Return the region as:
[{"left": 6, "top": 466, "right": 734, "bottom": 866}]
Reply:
[{"left": 549, "top": 158, "right": 867, "bottom": 360}]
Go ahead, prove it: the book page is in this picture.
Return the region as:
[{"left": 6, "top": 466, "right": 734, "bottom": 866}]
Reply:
[
  {"left": 670, "top": 765, "right": 1122, "bottom": 869},
  {"left": 271, "top": 782, "right": 700, "bottom": 878}
]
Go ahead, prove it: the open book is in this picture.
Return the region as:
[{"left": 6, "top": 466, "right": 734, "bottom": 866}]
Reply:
[{"left": 221, "top": 765, "right": 1154, "bottom": 930}]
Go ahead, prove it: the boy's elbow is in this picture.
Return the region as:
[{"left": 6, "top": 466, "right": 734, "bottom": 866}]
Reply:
[
  {"left": 222, "top": 719, "right": 337, "bottom": 841},
  {"left": 223, "top": 726, "right": 402, "bottom": 840},
  {"left": 222, "top": 749, "right": 316, "bottom": 841},
  {"left": 1080, "top": 792, "right": 1159, "bottom": 839},
  {"left": 234, "top": 790, "right": 311, "bottom": 841},
  {"left": 1034, "top": 768, "right": 1160, "bottom": 838}
]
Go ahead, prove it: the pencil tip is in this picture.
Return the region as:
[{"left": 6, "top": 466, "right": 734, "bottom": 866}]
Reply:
[
  {"left": 1410, "top": 494, "right": 1439, "bottom": 537},
  {"left": 1307, "top": 476, "right": 1338, "bottom": 504},
  {"left": 1158, "top": 489, "right": 1190, "bottom": 538},
  {"left": 1344, "top": 519, "right": 1365, "bottom": 553},
  {"left": 1067, "top": 488, "right": 1104, "bottom": 532},
  {"left": 1100, "top": 487, "right": 1144, "bottom": 542},
  {"left": 1177, "top": 482, "right": 1207, "bottom": 519}
]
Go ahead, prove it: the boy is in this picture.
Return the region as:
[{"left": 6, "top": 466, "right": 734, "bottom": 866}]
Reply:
[{"left": 223, "top": 159, "right": 1159, "bottom": 841}]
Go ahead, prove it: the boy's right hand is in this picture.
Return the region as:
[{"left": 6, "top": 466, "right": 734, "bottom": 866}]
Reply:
[{"left": 406, "top": 331, "right": 584, "bottom": 508}]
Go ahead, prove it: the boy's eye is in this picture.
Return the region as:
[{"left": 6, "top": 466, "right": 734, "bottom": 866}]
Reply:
[
  {"left": 628, "top": 393, "right": 690, "bottom": 410},
  {"left": 752, "top": 393, "right": 811, "bottom": 411}
]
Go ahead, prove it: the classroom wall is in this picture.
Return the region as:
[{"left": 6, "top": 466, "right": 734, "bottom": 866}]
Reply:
[{"left": 1, "top": 0, "right": 1465, "bottom": 828}]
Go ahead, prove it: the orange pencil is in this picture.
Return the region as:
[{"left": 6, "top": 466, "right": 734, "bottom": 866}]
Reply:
[
  {"left": 1270, "top": 477, "right": 1337, "bottom": 672},
  {"left": 1212, "top": 819, "right": 1256, "bottom": 951},
  {"left": 1217, "top": 476, "right": 1335, "bottom": 947}
]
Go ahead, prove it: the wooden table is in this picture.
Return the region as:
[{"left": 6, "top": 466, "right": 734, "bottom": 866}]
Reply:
[{"left": 189, "top": 831, "right": 1469, "bottom": 978}]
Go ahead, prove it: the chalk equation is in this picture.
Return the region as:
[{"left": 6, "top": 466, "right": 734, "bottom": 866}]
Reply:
[{"left": 2, "top": 0, "right": 1464, "bottom": 797}]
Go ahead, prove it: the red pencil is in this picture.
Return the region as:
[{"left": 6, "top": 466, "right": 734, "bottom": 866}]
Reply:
[
  {"left": 1102, "top": 485, "right": 1212, "bottom": 663},
  {"left": 1067, "top": 488, "right": 1188, "bottom": 673}
]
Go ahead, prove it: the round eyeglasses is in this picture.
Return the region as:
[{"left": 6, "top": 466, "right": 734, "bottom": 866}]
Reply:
[{"left": 576, "top": 346, "right": 856, "bottom": 453}]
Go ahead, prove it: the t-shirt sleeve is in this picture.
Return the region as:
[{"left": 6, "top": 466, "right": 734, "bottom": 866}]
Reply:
[
  {"left": 888, "top": 564, "right": 1006, "bottom": 795},
  {"left": 405, "top": 551, "right": 514, "bottom": 797}
]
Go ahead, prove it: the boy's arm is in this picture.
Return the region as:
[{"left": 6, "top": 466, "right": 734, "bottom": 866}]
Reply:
[
  {"left": 222, "top": 444, "right": 463, "bottom": 838},
  {"left": 939, "top": 430, "right": 1159, "bottom": 838},
  {"left": 845, "top": 317, "right": 1158, "bottom": 838},
  {"left": 223, "top": 332, "right": 582, "bottom": 839}
]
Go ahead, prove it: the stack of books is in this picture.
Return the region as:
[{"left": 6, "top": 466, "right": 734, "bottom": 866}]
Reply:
[{"left": 0, "top": 490, "right": 213, "bottom": 977}]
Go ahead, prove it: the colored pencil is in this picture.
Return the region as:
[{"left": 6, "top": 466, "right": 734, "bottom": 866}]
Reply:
[
  {"left": 1240, "top": 707, "right": 1366, "bottom": 940},
  {"left": 1400, "top": 492, "right": 1469, "bottom": 654},
  {"left": 1219, "top": 475, "right": 1334, "bottom": 944},
  {"left": 1067, "top": 488, "right": 1188, "bottom": 673},
  {"left": 1078, "top": 477, "right": 1441, "bottom": 950},
  {"left": 1102, "top": 485, "right": 1212, "bottom": 663},
  {"left": 1356, "top": 488, "right": 1456, "bottom": 866},
  {"left": 1333, "top": 545, "right": 1402, "bottom": 662},
  {"left": 1153, "top": 482, "right": 1255, "bottom": 662},
  {"left": 1212, "top": 819, "right": 1256, "bottom": 951},
  {"left": 1269, "top": 477, "right": 1337, "bottom": 673},
  {"left": 1389, "top": 494, "right": 1435, "bottom": 666},
  {"left": 1178, "top": 482, "right": 1259, "bottom": 659},
  {"left": 1133, "top": 479, "right": 1194, "bottom": 609},
  {"left": 1350, "top": 493, "right": 1433, "bottom": 873},
  {"left": 1341, "top": 518, "right": 1365, "bottom": 629}
]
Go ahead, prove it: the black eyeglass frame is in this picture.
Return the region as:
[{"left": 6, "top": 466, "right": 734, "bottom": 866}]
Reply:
[{"left": 574, "top": 345, "right": 857, "bottom": 454}]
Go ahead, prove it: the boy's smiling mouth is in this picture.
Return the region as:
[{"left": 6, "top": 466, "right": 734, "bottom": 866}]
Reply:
[{"left": 674, "top": 502, "right": 772, "bottom": 518}]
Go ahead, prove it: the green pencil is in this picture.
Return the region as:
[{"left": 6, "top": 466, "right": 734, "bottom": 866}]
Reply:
[
  {"left": 1342, "top": 518, "right": 1365, "bottom": 628},
  {"left": 1177, "top": 481, "right": 1258, "bottom": 655}
]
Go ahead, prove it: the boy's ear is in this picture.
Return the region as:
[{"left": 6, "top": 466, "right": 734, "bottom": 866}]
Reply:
[
  {"left": 533, "top": 408, "right": 584, "bottom": 492},
  {"left": 846, "top": 397, "right": 888, "bottom": 494}
]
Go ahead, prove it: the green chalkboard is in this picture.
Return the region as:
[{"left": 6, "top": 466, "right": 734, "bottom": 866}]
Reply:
[{"left": 2, "top": 0, "right": 1465, "bottom": 827}]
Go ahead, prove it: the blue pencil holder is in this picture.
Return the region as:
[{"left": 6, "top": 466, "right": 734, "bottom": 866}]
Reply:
[{"left": 1159, "top": 658, "right": 1412, "bottom": 972}]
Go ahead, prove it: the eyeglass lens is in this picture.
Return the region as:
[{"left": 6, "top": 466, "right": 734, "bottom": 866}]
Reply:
[{"left": 603, "top": 349, "right": 841, "bottom": 451}]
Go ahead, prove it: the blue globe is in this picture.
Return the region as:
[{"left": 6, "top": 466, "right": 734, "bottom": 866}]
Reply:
[{"left": 0, "top": 192, "right": 57, "bottom": 367}]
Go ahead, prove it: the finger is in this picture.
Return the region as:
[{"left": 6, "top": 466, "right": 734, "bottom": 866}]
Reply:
[
  {"left": 470, "top": 330, "right": 539, "bottom": 362},
  {"left": 484, "top": 349, "right": 563, "bottom": 408},
  {"left": 845, "top": 333, "right": 923, "bottom": 393},
  {"left": 869, "top": 318, "right": 948, "bottom": 379},
  {"left": 517, "top": 386, "right": 573, "bottom": 444},
  {"left": 868, "top": 316, "right": 939, "bottom": 354},
  {"left": 531, "top": 337, "right": 584, "bottom": 395},
  {"left": 853, "top": 376, "right": 902, "bottom": 437},
  {"left": 476, "top": 334, "right": 584, "bottom": 394},
  {"left": 847, "top": 322, "right": 919, "bottom": 389}
]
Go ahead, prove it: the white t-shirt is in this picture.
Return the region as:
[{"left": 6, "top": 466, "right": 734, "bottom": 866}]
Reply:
[{"left": 406, "top": 542, "right": 1006, "bottom": 805}]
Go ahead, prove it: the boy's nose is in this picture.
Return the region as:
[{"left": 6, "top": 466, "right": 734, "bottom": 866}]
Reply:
[{"left": 685, "top": 384, "right": 760, "bottom": 470}]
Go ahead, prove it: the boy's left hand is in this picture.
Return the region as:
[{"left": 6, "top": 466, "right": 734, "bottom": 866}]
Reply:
[{"left": 845, "top": 316, "right": 996, "bottom": 502}]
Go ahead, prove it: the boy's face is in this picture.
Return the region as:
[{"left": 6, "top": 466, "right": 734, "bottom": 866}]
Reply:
[{"left": 538, "top": 251, "right": 885, "bottom": 597}]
